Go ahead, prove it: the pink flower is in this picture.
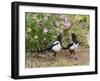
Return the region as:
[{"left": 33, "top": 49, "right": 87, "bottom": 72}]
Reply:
[
  {"left": 64, "top": 18, "right": 68, "bottom": 22},
  {"left": 43, "top": 27, "right": 48, "bottom": 33},
  {"left": 44, "top": 16, "right": 48, "bottom": 20},
  {"left": 64, "top": 17, "right": 70, "bottom": 27},
  {"left": 67, "top": 21, "right": 71, "bottom": 27},
  {"left": 64, "top": 20, "right": 71, "bottom": 28},
  {"left": 64, "top": 21, "right": 68, "bottom": 27}
]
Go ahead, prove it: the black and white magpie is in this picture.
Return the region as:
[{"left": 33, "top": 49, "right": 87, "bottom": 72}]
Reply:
[
  {"left": 66, "top": 33, "right": 79, "bottom": 54},
  {"left": 44, "top": 29, "right": 63, "bottom": 57},
  {"left": 47, "top": 41, "right": 61, "bottom": 57}
]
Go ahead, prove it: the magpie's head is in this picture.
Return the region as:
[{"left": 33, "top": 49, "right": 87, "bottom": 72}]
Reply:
[
  {"left": 71, "top": 33, "right": 78, "bottom": 44},
  {"left": 72, "top": 33, "right": 77, "bottom": 39}
]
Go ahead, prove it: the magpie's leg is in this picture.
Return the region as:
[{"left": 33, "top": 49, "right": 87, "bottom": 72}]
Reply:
[
  {"left": 72, "top": 50, "right": 78, "bottom": 60},
  {"left": 53, "top": 52, "right": 56, "bottom": 57},
  {"left": 69, "top": 50, "right": 75, "bottom": 58},
  {"left": 68, "top": 50, "right": 73, "bottom": 59},
  {"left": 72, "top": 50, "right": 75, "bottom": 55},
  {"left": 73, "top": 50, "right": 75, "bottom": 55},
  {"left": 70, "top": 50, "right": 73, "bottom": 54},
  {"left": 70, "top": 50, "right": 75, "bottom": 55}
]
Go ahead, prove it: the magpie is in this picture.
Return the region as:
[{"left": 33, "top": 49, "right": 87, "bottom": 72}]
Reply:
[
  {"left": 66, "top": 33, "right": 79, "bottom": 54},
  {"left": 47, "top": 41, "right": 61, "bottom": 57},
  {"left": 46, "top": 29, "right": 62, "bottom": 57}
]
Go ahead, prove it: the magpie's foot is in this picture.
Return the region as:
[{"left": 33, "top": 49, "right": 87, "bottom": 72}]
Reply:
[
  {"left": 53, "top": 52, "right": 56, "bottom": 57},
  {"left": 53, "top": 54, "right": 56, "bottom": 57},
  {"left": 73, "top": 55, "right": 79, "bottom": 60}
]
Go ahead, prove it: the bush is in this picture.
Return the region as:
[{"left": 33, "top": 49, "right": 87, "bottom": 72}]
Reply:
[{"left": 25, "top": 13, "right": 89, "bottom": 53}]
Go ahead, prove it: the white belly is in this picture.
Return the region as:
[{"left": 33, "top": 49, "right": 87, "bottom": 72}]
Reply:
[
  {"left": 70, "top": 43, "right": 78, "bottom": 50},
  {"left": 52, "top": 44, "right": 61, "bottom": 52}
]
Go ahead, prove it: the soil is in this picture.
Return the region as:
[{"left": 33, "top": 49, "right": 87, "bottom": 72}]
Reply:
[{"left": 25, "top": 48, "right": 89, "bottom": 68}]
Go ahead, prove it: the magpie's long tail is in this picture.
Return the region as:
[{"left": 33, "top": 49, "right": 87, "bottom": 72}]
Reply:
[{"left": 46, "top": 47, "right": 52, "bottom": 51}]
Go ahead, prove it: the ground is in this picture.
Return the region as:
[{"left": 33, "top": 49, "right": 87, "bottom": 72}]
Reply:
[{"left": 25, "top": 48, "right": 89, "bottom": 68}]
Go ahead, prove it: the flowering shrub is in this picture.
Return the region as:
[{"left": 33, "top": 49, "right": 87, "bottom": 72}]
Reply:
[{"left": 25, "top": 12, "right": 89, "bottom": 53}]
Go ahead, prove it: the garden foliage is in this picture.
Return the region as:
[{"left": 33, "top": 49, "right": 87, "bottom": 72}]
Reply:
[{"left": 25, "top": 12, "right": 89, "bottom": 53}]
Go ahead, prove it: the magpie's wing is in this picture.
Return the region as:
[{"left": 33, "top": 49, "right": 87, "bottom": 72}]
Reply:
[
  {"left": 47, "top": 44, "right": 55, "bottom": 51},
  {"left": 67, "top": 42, "right": 73, "bottom": 49},
  {"left": 72, "top": 39, "right": 79, "bottom": 44}
]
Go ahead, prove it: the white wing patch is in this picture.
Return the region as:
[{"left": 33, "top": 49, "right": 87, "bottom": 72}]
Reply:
[
  {"left": 70, "top": 43, "right": 79, "bottom": 50},
  {"left": 52, "top": 43, "right": 61, "bottom": 52}
]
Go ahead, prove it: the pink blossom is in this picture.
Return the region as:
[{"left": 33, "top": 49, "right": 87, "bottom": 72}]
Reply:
[
  {"left": 64, "top": 21, "right": 67, "bottom": 27},
  {"left": 64, "top": 20, "right": 71, "bottom": 28},
  {"left": 44, "top": 16, "right": 48, "bottom": 20},
  {"left": 43, "top": 27, "right": 48, "bottom": 33},
  {"left": 64, "top": 18, "right": 68, "bottom": 22},
  {"left": 67, "top": 21, "right": 71, "bottom": 27},
  {"left": 64, "top": 17, "right": 70, "bottom": 27}
]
